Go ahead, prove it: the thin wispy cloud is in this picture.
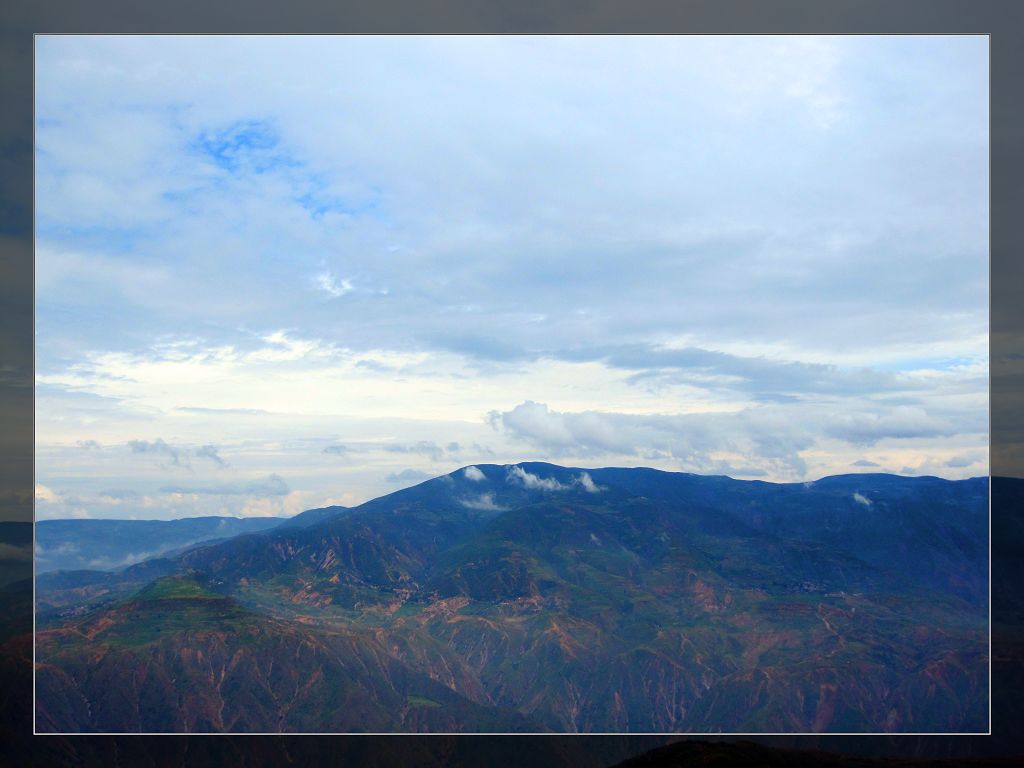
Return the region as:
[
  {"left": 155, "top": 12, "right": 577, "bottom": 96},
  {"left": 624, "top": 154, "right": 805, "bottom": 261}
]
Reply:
[
  {"left": 129, "top": 438, "right": 183, "bottom": 467},
  {"left": 385, "top": 468, "right": 433, "bottom": 485},
  {"left": 315, "top": 271, "right": 354, "bottom": 298},
  {"left": 158, "top": 474, "right": 289, "bottom": 496}
]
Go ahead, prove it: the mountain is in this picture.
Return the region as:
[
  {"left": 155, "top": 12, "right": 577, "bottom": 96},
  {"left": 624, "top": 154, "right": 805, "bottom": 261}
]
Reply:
[
  {"left": 275, "top": 503, "right": 349, "bottom": 529},
  {"left": 36, "top": 516, "right": 289, "bottom": 573},
  {"left": 35, "top": 574, "right": 538, "bottom": 733},
  {"left": 35, "top": 464, "right": 989, "bottom": 733}
]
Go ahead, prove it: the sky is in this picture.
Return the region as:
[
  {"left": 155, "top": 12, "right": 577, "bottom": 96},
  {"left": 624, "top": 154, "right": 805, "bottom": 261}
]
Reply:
[{"left": 34, "top": 35, "right": 989, "bottom": 521}]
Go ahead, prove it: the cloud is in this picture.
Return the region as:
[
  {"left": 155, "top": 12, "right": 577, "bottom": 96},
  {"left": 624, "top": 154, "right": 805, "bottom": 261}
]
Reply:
[
  {"left": 502, "top": 465, "right": 605, "bottom": 493},
  {"left": 239, "top": 498, "right": 285, "bottom": 518},
  {"left": 852, "top": 459, "right": 880, "bottom": 467},
  {"left": 95, "top": 488, "right": 144, "bottom": 503},
  {"left": 463, "top": 465, "right": 486, "bottom": 482},
  {"left": 86, "top": 550, "right": 165, "bottom": 570},
  {"left": 157, "top": 474, "right": 289, "bottom": 496},
  {"left": 488, "top": 398, "right": 986, "bottom": 480},
  {"left": 175, "top": 406, "right": 270, "bottom": 415},
  {"left": 385, "top": 468, "right": 433, "bottom": 485},
  {"left": 35, "top": 484, "right": 61, "bottom": 503},
  {"left": 323, "top": 445, "right": 350, "bottom": 456},
  {"left": 315, "top": 271, "right": 354, "bottom": 299},
  {"left": 32, "top": 37, "right": 987, "bottom": 504},
  {"left": 506, "top": 465, "right": 570, "bottom": 491},
  {"left": 254, "top": 331, "right": 333, "bottom": 362},
  {"left": 430, "top": 333, "right": 533, "bottom": 363},
  {"left": 35, "top": 37, "right": 986, "bottom": 374},
  {"left": 459, "top": 492, "right": 508, "bottom": 512},
  {"left": 76, "top": 439, "right": 102, "bottom": 450},
  {"left": 35, "top": 542, "right": 81, "bottom": 558},
  {"left": 559, "top": 343, "right": 910, "bottom": 400},
  {"left": 490, "top": 401, "right": 814, "bottom": 477},
  {"left": 945, "top": 452, "right": 983, "bottom": 468},
  {"left": 195, "top": 444, "right": 227, "bottom": 467},
  {"left": 127, "top": 439, "right": 235, "bottom": 469},
  {"left": 576, "top": 472, "right": 603, "bottom": 493},
  {"left": 853, "top": 492, "right": 872, "bottom": 507},
  {"left": 822, "top": 406, "right": 958, "bottom": 446},
  {"left": 382, "top": 441, "right": 448, "bottom": 462},
  {"left": 129, "top": 437, "right": 182, "bottom": 466}
]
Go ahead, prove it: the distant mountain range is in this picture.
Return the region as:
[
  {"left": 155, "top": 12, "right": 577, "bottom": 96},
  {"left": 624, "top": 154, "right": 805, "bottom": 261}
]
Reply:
[
  {"left": 33, "top": 464, "right": 989, "bottom": 733},
  {"left": 35, "top": 516, "right": 291, "bottom": 573},
  {"left": 35, "top": 505, "right": 356, "bottom": 576}
]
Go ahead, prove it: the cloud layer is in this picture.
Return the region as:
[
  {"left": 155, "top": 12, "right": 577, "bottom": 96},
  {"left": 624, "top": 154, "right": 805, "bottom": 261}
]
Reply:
[{"left": 33, "top": 36, "right": 988, "bottom": 517}]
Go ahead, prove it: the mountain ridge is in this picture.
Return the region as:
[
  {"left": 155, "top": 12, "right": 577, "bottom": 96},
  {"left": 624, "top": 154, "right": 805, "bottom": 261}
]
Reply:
[{"left": 34, "top": 464, "right": 989, "bottom": 733}]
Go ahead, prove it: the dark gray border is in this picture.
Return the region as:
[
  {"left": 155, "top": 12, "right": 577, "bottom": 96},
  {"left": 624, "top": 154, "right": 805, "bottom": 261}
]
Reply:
[{"left": 2, "top": 0, "right": 1020, "bottom": 763}]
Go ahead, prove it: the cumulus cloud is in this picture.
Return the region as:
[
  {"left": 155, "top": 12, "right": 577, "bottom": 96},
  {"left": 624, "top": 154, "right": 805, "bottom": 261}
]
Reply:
[
  {"left": 506, "top": 465, "right": 570, "bottom": 491},
  {"left": 502, "top": 465, "right": 603, "bottom": 493},
  {"left": 853, "top": 492, "right": 872, "bottom": 507},
  {"left": 852, "top": 459, "right": 880, "bottom": 467},
  {"left": 35, "top": 484, "right": 61, "bottom": 503},
  {"left": 577, "top": 472, "right": 603, "bottom": 493},
  {"left": 463, "top": 465, "right": 486, "bottom": 482}
]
